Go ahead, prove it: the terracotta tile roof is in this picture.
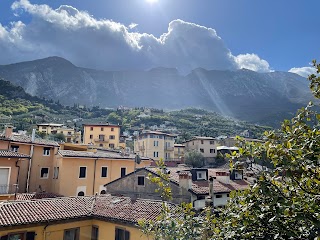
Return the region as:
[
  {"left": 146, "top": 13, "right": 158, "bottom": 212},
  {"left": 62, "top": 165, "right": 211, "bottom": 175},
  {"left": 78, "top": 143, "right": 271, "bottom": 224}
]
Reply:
[
  {"left": 0, "top": 195, "right": 178, "bottom": 227},
  {"left": 0, "top": 134, "right": 60, "bottom": 147},
  {"left": 83, "top": 123, "right": 120, "bottom": 127},
  {"left": 15, "top": 192, "right": 64, "bottom": 201},
  {"left": 59, "top": 150, "right": 150, "bottom": 160},
  {"left": 0, "top": 150, "right": 29, "bottom": 158}
]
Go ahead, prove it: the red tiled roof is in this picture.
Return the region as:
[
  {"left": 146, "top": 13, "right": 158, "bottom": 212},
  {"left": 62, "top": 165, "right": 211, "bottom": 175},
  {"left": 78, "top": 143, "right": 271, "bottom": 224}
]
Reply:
[
  {"left": 0, "top": 195, "right": 178, "bottom": 227},
  {"left": 0, "top": 150, "right": 30, "bottom": 158},
  {"left": 59, "top": 150, "right": 150, "bottom": 160},
  {"left": 0, "top": 135, "right": 60, "bottom": 147},
  {"left": 15, "top": 192, "right": 64, "bottom": 201}
]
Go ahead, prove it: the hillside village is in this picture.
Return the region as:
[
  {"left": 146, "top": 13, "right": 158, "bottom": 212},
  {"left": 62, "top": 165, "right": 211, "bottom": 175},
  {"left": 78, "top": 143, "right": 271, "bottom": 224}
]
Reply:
[{"left": 0, "top": 120, "right": 264, "bottom": 239}]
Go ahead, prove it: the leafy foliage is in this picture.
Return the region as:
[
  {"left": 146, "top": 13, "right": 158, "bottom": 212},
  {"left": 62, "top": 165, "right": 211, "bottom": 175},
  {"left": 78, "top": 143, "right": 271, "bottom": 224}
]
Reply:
[{"left": 184, "top": 150, "right": 205, "bottom": 168}]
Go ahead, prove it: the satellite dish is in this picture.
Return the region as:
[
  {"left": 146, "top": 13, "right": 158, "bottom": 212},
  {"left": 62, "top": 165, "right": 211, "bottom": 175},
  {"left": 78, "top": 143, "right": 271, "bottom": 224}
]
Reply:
[{"left": 135, "top": 155, "right": 141, "bottom": 164}]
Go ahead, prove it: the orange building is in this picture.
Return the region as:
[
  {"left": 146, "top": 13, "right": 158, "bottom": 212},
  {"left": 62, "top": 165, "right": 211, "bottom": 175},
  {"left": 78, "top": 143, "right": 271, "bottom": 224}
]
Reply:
[{"left": 83, "top": 123, "right": 125, "bottom": 149}]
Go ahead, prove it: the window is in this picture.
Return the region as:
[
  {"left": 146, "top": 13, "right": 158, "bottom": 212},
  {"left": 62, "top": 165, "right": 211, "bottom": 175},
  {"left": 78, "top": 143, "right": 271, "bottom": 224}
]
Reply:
[
  {"left": 153, "top": 140, "right": 158, "bottom": 146},
  {"left": 115, "top": 228, "right": 130, "bottom": 240},
  {"left": 101, "top": 167, "right": 108, "bottom": 178},
  {"left": 99, "top": 144, "right": 103, "bottom": 147},
  {"left": 200, "top": 148, "right": 204, "bottom": 153},
  {"left": 91, "top": 226, "right": 99, "bottom": 240},
  {"left": 109, "top": 143, "right": 115, "bottom": 148},
  {"left": 197, "top": 172, "right": 203, "bottom": 179},
  {"left": 210, "top": 149, "right": 215, "bottom": 153},
  {"left": 4, "top": 232, "right": 36, "bottom": 240},
  {"left": 216, "top": 194, "right": 223, "bottom": 198},
  {"left": 11, "top": 145, "right": 19, "bottom": 152},
  {"left": 67, "top": 138, "right": 71, "bottom": 143},
  {"left": 79, "top": 167, "right": 87, "bottom": 178},
  {"left": 109, "top": 135, "right": 115, "bottom": 139},
  {"left": 53, "top": 167, "right": 59, "bottom": 179},
  {"left": 120, "top": 168, "right": 126, "bottom": 178},
  {"left": 90, "top": 127, "right": 93, "bottom": 131},
  {"left": 210, "top": 140, "right": 215, "bottom": 145},
  {"left": 43, "top": 147, "right": 50, "bottom": 156},
  {"left": 64, "top": 228, "right": 79, "bottom": 240},
  {"left": 100, "top": 190, "right": 106, "bottom": 194},
  {"left": 40, "top": 168, "right": 49, "bottom": 178},
  {"left": 77, "top": 191, "right": 85, "bottom": 196},
  {"left": 138, "top": 176, "right": 145, "bottom": 186},
  {"left": 111, "top": 127, "right": 114, "bottom": 131},
  {"left": 201, "top": 140, "right": 204, "bottom": 144},
  {"left": 90, "top": 134, "right": 93, "bottom": 139},
  {"left": 101, "top": 127, "right": 104, "bottom": 131},
  {"left": 227, "top": 194, "right": 230, "bottom": 197},
  {"left": 153, "top": 151, "right": 159, "bottom": 158}
]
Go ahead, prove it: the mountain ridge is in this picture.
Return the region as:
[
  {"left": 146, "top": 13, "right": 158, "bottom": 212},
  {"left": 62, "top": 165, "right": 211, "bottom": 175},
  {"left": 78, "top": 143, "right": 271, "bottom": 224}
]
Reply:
[{"left": 0, "top": 56, "right": 312, "bottom": 125}]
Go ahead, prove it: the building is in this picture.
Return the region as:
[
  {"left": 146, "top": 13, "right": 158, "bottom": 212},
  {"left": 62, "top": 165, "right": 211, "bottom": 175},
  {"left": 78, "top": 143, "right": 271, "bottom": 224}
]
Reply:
[
  {"left": 0, "top": 195, "right": 177, "bottom": 240},
  {"left": 184, "top": 136, "right": 219, "bottom": 158},
  {"left": 37, "top": 123, "right": 81, "bottom": 143},
  {"left": 134, "top": 131, "right": 176, "bottom": 161},
  {"left": 105, "top": 166, "right": 250, "bottom": 210},
  {"left": 0, "top": 126, "right": 60, "bottom": 194},
  {"left": 83, "top": 123, "right": 124, "bottom": 149},
  {"left": 173, "top": 144, "right": 185, "bottom": 160},
  {"left": 52, "top": 150, "right": 151, "bottom": 196},
  {"left": 0, "top": 150, "right": 30, "bottom": 197}
]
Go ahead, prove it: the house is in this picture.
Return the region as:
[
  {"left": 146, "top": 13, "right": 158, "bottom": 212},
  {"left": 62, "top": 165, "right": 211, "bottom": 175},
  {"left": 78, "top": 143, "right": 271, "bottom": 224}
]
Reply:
[
  {"left": 134, "top": 131, "right": 176, "bottom": 161},
  {"left": 83, "top": 123, "right": 124, "bottom": 149},
  {"left": 105, "top": 166, "right": 250, "bottom": 210},
  {"left": 0, "top": 194, "right": 177, "bottom": 240},
  {"left": 56, "top": 127, "right": 82, "bottom": 143},
  {"left": 37, "top": 123, "right": 64, "bottom": 134},
  {"left": 173, "top": 144, "right": 185, "bottom": 160},
  {"left": 0, "top": 150, "right": 29, "bottom": 199},
  {"left": 184, "top": 136, "right": 219, "bottom": 159},
  {"left": 52, "top": 150, "right": 152, "bottom": 196},
  {"left": 0, "top": 126, "right": 60, "bottom": 194}
]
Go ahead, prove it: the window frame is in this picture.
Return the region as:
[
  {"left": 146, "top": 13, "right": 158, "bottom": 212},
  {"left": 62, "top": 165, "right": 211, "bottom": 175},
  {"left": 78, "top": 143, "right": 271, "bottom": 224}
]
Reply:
[
  {"left": 115, "top": 227, "right": 130, "bottom": 240},
  {"left": 120, "top": 167, "right": 126, "bottom": 178},
  {"left": 101, "top": 166, "right": 108, "bottom": 178},
  {"left": 63, "top": 227, "right": 80, "bottom": 240},
  {"left": 43, "top": 147, "right": 51, "bottom": 156},
  {"left": 40, "top": 167, "right": 49, "bottom": 179},
  {"left": 91, "top": 226, "right": 99, "bottom": 240},
  {"left": 53, "top": 166, "right": 59, "bottom": 179},
  {"left": 11, "top": 145, "right": 19, "bottom": 152},
  {"left": 79, "top": 166, "right": 87, "bottom": 179},
  {"left": 137, "top": 176, "right": 145, "bottom": 186}
]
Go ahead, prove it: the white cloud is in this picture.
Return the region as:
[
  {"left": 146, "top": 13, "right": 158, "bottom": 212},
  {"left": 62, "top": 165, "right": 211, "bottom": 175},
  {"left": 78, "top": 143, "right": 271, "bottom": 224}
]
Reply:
[
  {"left": 129, "top": 23, "right": 138, "bottom": 29},
  {"left": 288, "top": 66, "right": 316, "bottom": 78},
  {"left": 235, "top": 53, "right": 271, "bottom": 72},
  {"left": 0, "top": 0, "right": 272, "bottom": 73}
]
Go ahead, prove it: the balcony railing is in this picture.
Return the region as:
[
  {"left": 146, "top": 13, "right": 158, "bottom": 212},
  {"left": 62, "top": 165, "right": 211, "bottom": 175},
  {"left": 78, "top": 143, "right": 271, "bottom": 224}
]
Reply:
[
  {"left": 94, "top": 138, "right": 109, "bottom": 143},
  {"left": 0, "top": 184, "right": 19, "bottom": 194},
  {"left": 165, "top": 146, "right": 174, "bottom": 151}
]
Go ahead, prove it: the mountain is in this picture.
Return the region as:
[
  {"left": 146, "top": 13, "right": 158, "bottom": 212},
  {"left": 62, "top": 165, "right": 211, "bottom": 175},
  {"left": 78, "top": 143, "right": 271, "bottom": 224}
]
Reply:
[{"left": 0, "top": 57, "right": 312, "bottom": 124}]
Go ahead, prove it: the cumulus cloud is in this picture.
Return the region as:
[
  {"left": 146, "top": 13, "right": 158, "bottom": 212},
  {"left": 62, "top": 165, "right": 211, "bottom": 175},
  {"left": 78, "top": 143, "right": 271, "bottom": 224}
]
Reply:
[
  {"left": 288, "top": 66, "right": 316, "bottom": 78},
  {"left": 0, "top": 0, "right": 271, "bottom": 73},
  {"left": 235, "top": 53, "right": 272, "bottom": 72}
]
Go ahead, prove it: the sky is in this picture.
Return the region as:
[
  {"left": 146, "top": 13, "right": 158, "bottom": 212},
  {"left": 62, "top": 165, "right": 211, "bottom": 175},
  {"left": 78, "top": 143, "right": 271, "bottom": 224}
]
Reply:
[{"left": 0, "top": 0, "right": 319, "bottom": 76}]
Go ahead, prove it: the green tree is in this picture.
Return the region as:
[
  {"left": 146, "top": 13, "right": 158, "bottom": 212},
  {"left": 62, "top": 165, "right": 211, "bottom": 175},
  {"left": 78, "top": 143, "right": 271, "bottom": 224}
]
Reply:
[
  {"left": 139, "top": 61, "right": 320, "bottom": 239},
  {"left": 184, "top": 150, "right": 205, "bottom": 168}
]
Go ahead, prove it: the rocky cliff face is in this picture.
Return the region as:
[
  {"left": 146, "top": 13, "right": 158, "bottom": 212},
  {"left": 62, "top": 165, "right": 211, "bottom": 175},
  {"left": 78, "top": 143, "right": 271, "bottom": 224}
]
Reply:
[{"left": 0, "top": 57, "right": 312, "bottom": 123}]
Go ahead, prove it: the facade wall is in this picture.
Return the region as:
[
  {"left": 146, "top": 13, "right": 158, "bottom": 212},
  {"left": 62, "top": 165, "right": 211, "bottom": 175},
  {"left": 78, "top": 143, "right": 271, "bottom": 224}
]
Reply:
[
  {"left": 134, "top": 134, "right": 175, "bottom": 161},
  {"left": 54, "top": 157, "right": 151, "bottom": 196},
  {"left": 106, "top": 169, "right": 191, "bottom": 204},
  {"left": 0, "top": 158, "right": 22, "bottom": 193},
  {"left": 174, "top": 146, "right": 185, "bottom": 159},
  {"left": 83, "top": 125, "right": 121, "bottom": 149},
  {"left": 185, "top": 139, "right": 218, "bottom": 158}
]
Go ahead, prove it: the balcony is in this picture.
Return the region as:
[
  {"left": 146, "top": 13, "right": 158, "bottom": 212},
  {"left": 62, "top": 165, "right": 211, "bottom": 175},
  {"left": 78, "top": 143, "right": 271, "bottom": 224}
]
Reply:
[
  {"left": 164, "top": 146, "right": 174, "bottom": 151},
  {"left": 0, "top": 184, "right": 18, "bottom": 194},
  {"left": 139, "top": 146, "right": 145, "bottom": 151},
  {"left": 94, "top": 138, "right": 109, "bottom": 143}
]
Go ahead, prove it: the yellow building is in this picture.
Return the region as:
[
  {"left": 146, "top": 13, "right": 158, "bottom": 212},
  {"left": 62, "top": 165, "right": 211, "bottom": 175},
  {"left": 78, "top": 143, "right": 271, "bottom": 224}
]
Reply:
[
  {"left": 134, "top": 131, "right": 176, "bottom": 161},
  {"left": 0, "top": 127, "right": 60, "bottom": 194},
  {"left": 0, "top": 194, "right": 175, "bottom": 240},
  {"left": 83, "top": 123, "right": 124, "bottom": 149},
  {"left": 37, "top": 123, "right": 81, "bottom": 143},
  {"left": 52, "top": 150, "right": 151, "bottom": 196},
  {"left": 173, "top": 144, "right": 185, "bottom": 160}
]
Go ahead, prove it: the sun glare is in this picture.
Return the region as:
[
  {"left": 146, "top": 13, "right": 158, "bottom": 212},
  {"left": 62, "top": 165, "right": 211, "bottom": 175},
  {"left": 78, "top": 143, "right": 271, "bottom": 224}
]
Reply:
[{"left": 146, "top": 0, "right": 158, "bottom": 4}]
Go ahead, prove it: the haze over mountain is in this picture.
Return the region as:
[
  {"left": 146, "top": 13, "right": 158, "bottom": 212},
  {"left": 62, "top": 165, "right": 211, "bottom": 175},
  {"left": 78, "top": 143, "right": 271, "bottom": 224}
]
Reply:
[{"left": 0, "top": 57, "right": 312, "bottom": 125}]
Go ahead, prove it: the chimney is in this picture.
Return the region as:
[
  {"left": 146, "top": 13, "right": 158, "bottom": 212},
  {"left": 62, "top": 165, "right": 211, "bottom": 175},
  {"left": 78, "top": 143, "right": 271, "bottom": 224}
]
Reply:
[
  {"left": 31, "top": 129, "right": 36, "bottom": 142},
  {"left": 178, "top": 171, "right": 192, "bottom": 190},
  {"left": 206, "top": 176, "right": 215, "bottom": 207},
  {"left": 215, "top": 171, "right": 230, "bottom": 184},
  {"left": 5, "top": 125, "right": 13, "bottom": 138}
]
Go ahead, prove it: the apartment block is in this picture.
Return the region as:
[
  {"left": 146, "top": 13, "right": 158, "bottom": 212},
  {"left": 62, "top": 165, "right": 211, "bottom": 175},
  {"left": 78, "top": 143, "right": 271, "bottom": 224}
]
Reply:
[{"left": 184, "top": 136, "right": 218, "bottom": 158}]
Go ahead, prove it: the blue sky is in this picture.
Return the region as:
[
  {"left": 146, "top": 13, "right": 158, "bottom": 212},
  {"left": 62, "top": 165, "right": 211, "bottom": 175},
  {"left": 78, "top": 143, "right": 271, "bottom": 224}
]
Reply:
[{"left": 0, "top": 0, "right": 319, "bottom": 76}]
